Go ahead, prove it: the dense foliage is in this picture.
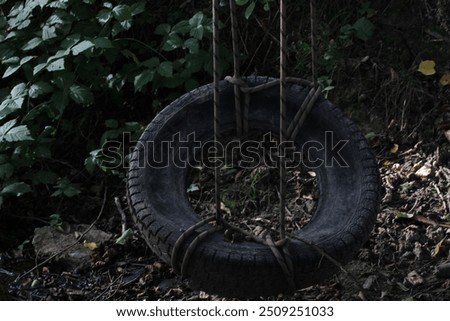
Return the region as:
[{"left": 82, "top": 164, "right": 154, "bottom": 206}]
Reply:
[{"left": 0, "top": 0, "right": 221, "bottom": 209}]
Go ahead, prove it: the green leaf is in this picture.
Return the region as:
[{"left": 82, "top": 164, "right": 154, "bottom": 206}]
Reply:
[
  {"left": 1, "top": 125, "right": 33, "bottom": 142},
  {"left": 0, "top": 14, "right": 5, "bottom": 29},
  {"left": 112, "top": 4, "right": 132, "bottom": 21},
  {"left": 46, "top": 58, "right": 65, "bottom": 71},
  {"left": 48, "top": 1, "right": 68, "bottom": 9},
  {"left": 33, "top": 62, "right": 48, "bottom": 75},
  {"left": 353, "top": 17, "right": 374, "bottom": 41},
  {"left": 85, "top": 149, "right": 101, "bottom": 174},
  {"left": 142, "top": 57, "right": 160, "bottom": 68},
  {"left": 52, "top": 72, "right": 75, "bottom": 90},
  {"left": 0, "top": 99, "right": 23, "bottom": 119},
  {"left": 29, "top": 81, "right": 53, "bottom": 98},
  {"left": 0, "top": 84, "right": 26, "bottom": 110},
  {"left": 69, "top": 85, "right": 94, "bottom": 105},
  {"left": 50, "top": 91, "right": 69, "bottom": 117},
  {"left": 49, "top": 213, "right": 63, "bottom": 227},
  {"left": 3, "top": 57, "right": 35, "bottom": 78},
  {"left": 0, "top": 119, "right": 17, "bottom": 139},
  {"left": 162, "top": 34, "right": 183, "bottom": 51},
  {"left": 124, "top": 122, "right": 141, "bottom": 132},
  {"left": 2, "top": 57, "right": 19, "bottom": 64},
  {"left": 51, "top": 177, "right": 81, "bottom": 197},
  {"left": 119, "top": 19, "right": 132, "bottom": 30},
  {"left": 46, "top": 12, "right": 66, "bottom": 26},
  {"left": 0, "top": 46, "right": 15, "bottom": 60},
  {"left": 111, "top": 22, "right": 124, "bottom": 36},
  {"left": 184, "top": 38, "right": 199, "bottom": 54},
  {"left": 20, "top": 56, "right": 35, "bottom": 65},
  {"left": 22, "top": 103, "right": 47, "bottom": 122},
  {"left": 37, "top": 0, "right": 49, "bottom": 8},
  {"left": 172, "top": 20, "right": 191, "bottom": 35},
  {"left": 92, "top": 37, "right": 113, "bottom": 49},
  {"left": 42, "top": 25, "right": 57, "bottom": 40},
  {"left": 134, "top": 69, "right": 154, "bottom": 92},
  {"left": 130, "top": 2, "right": 146, "bottom": 16},
  {"left": 157, "top": 61, "right": 173, "bottom": 78},
  {"left": 115, "top": 228, "right": 134, "bottom": 245},
  {"left": 189, "top": 12, "right": 204, "bottom": 27},
  {"left": 71, "top": 40, "right": 95, "bottom": 55},
  {"left": 3, "top": 65, "right": 20, "bottom": 78},
  {"left": 97, "top": 9, "right": 111, "bottom": 25},
  {"left": 61, "top": 36, "right": 81, "bottom": 51},
  {"left": 245, "top": 2, "right": 256, "bottom": 19},
  {"left": 154, "top": 23, "right": 170, "bottom": 35},
  {"left": 1, "top": 182, "right": 31, "bottom": 196},
  {"left": 190, "top": 25, "right": 204, "bottom": 40},
  {"left": 11, "top": 83, "right": 27, "bottom": 98}
]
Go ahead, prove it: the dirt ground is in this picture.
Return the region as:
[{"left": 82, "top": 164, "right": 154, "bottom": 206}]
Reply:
[
  {"left": 2, "top": 136, "right": 450, "bottom": 301},
  {"left": 1, "top": 0, "right": 450, "bottom": 301}
]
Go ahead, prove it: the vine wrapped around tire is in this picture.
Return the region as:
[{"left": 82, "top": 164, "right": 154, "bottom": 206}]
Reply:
[{"left": 127, "top": 76, "right": 380, "bottom": 297}]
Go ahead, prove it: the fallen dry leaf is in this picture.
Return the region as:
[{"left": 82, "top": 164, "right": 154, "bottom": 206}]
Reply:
[
  {"left": 406, "top": 271, "right": 423, "bottom": 286},
  {"left": 418, "top": 60, "right": 436, "bottom": 76},
  {"left": 83, "top": 241, "right": 97, "bottom": 250},
  {"left": 432, "top": 238, "right": 445, "bottom": 257},
  {"left": 389, "top": 143, "right": 399, "bottom": 154},
  {"left": 440, "top": 73, "right": 450, "bottom": 86},
  {"left": 415, "top": 165, "right": 432, "bottom": 178}
]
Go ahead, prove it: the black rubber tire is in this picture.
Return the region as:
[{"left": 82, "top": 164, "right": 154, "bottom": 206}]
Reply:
[{"left": 127, "top": 76, "right": 380, "bottom": 298}]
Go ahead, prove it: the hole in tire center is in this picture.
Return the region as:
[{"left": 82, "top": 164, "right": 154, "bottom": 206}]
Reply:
[{"left": 186, "top": 133, "right": 320, "bottom": 240}]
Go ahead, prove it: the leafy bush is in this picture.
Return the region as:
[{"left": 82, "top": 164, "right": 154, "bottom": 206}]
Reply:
[{"left": 0, "top": 0, "right": 217, "bottom": 208}]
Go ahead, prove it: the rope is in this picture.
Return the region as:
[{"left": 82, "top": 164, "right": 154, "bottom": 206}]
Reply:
[
  {"left": 170, "top": 0, "right": 323, "bottom": 291},
  {"left": 171, "top": 216, "right": 216, "bottom": 274},
  {"left": 180, "top": 226, "right": 222, "bottom": 277},
  {"left": 287, "top": 85, "right": 322, "bottom": 141},
  {"left": 212, "top": 0, "right": 221, "bottom": 220},
  {"left": 279, "top": 0, "right": 287, "bottom": 240},
  {"left": 265, "top": 234, "right": 296, "bottom": 291},
  {"left": 229, "top": 0, "right": 243, "bottom": 137}
]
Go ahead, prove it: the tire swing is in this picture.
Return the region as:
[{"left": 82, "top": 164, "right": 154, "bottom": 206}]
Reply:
[{"left": 127, "top": 0, "right": 380, "bottom": 298}]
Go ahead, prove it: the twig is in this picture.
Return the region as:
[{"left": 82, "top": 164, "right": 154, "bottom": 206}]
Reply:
[
  {"left": 115, "top": 196, "right": 128, "bottom": 234},
  {"left": 15, "top": 188, "right": 108, "bottom": 282},
  {"left": 94, "top": 274, "right": 124, "bottom": 301}
]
